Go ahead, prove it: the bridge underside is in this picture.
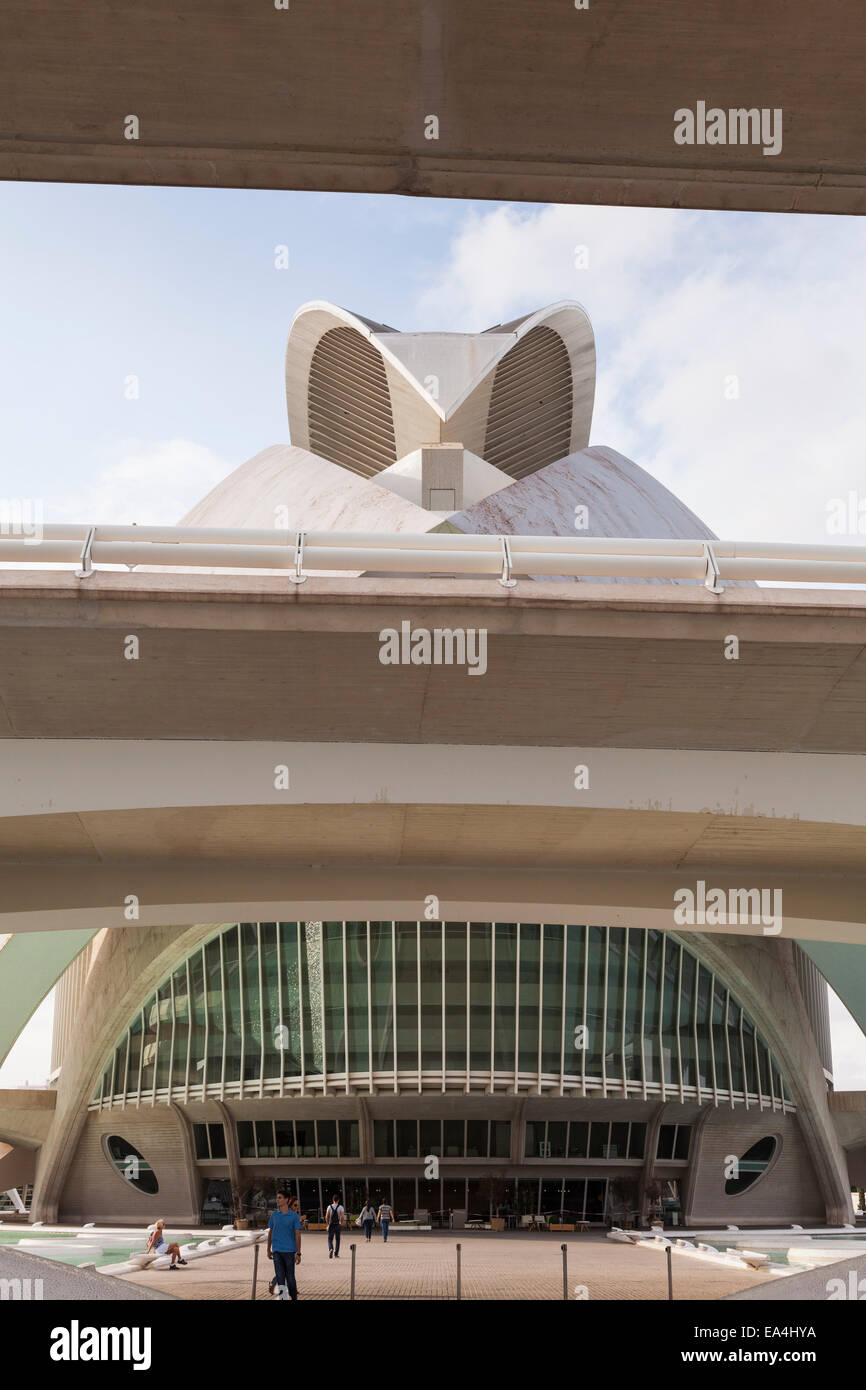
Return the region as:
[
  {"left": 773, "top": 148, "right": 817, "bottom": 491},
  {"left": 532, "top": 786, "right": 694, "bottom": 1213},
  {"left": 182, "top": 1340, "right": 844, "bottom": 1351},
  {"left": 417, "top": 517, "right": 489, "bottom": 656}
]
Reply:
[
  {"left": 2, "top": 1, "right": 865, "bottom": 215},
  {"left": 1, "top": 574, "right": 865, "bottom": 1076}
]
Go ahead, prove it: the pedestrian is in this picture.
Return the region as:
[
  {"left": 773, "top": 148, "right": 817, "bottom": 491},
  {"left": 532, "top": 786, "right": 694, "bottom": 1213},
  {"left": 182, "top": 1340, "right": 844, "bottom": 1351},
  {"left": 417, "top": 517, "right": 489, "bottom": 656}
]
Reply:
[
  {"left": 359, "top": 1197, "right": 376, "bottom": 1243},
  {"left": 145, "top": 1219, "right": 188, "bottom": 1269},
  {"left": 376, "top": 1197, "right": 394, "bottom": 1242},
  {"left": 326, "top": 1192, "right": 345, "bottom": 1259},
  {"left": 267, "top": 1189, "right": 302, "bottom": 1301}
]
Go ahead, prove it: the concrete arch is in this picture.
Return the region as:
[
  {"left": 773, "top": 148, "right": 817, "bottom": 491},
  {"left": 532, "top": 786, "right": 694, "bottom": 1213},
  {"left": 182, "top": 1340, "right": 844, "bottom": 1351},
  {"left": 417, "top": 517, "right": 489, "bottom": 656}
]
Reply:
[
  {"left": 26, "top": 920, "right": 852, "bottom": 1226},
  {"left": 29, "top": 923, "right": 217, "bottom": 1223},
  {"left": 674, "top": 932, "right": 852, "bottom": 1225}
]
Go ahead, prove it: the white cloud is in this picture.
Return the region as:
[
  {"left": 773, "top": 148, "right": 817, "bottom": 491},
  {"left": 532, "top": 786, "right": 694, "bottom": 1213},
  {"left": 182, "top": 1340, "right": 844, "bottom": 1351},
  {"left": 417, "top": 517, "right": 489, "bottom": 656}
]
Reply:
[
  {"left": 413, "top": 204, "right": 866, "bottom": 544},
  {"left": 50, "top": 439, "right": 232, "bottom": 527}
]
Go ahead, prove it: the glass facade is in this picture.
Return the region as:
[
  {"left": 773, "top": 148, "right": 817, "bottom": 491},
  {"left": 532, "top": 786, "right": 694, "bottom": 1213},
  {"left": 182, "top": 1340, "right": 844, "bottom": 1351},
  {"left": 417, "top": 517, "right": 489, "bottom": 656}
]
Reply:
[
  {"left": 90, "top": 922, "right": 793, "bottom": 1111},
  {"left": 525, "top": 1119, "right": 646, "bottom": 1160}
]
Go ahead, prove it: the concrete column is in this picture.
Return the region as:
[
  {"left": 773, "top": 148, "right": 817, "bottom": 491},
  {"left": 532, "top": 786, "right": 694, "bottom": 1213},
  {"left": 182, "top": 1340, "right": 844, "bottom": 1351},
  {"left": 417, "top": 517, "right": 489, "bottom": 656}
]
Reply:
[
  {"left": 358, "top": 1095, "right": 372, "bottom": 1164},
  {"left": 31, "top": 923, "right": 215, "bottom": 1223},
  {"left": 169, "top": 1102, "right": 203, "bottom": 1224},
  {"left": 421, "top": 443, "right": 464, "bottom": 512},
  {"left": 214, "top": 1099, "right": 241, "bottom": 1216},
  {"left": 680, "top": 1105, "right": 713, "bottom": 1225},
  {"left": 679, "top": 933, "right": 852, "bottom": 1226},
  {"left": 638, "top": 1102, "right": 666, "bottom": 1224},
  {"left": 510, "top": 1096, "right": 527, "bottom": 1166}
]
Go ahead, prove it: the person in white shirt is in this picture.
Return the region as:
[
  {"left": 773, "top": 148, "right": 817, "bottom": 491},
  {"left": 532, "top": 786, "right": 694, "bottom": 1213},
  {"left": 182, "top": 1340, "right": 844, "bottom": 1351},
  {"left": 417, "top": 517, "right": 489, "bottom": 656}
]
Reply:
[{"left": 326, "top": 1193, "right": 345, "bottom": 1258}]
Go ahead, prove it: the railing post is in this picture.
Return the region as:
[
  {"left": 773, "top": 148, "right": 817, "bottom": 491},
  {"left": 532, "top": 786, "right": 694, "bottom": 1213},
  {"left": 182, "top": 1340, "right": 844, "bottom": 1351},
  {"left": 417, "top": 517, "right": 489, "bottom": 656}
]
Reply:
[
  {"left": 666, "top": 1243, "right": 673, "bottom": 1300},
  {"left": 561, "top": 1242, "right": 568, "bottom": 1301},
  {"left": 350, "top": 1242, "right": 356, "bottom": 1300},
  {"left": 498, "top": 535, "right": 517, "bottom": 588},
  {"left": 456, "top": 1242, "right": 462, "bottom": 1300},
  {"left": 702, "top": 540, "right": 723, "bottom": 594},
  {"left": 289, "top": 530, "right": 307, "bottom": 585},
  {"left": 250, "top": 1238, "right": 260, "bottom": 1300},
  {"left": 74, "top": 526, "right": 96, "bottom": 580}
]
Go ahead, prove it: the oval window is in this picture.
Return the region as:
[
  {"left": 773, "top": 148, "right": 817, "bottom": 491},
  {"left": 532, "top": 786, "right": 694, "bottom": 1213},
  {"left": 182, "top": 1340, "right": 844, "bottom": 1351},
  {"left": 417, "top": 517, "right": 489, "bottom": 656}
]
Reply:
[
  {"left": 725, "top": 1136, "right": 777, "bottom": 1196},
  {"left": 104, "top": 1135, "right": 159, "bottom": 1195}
]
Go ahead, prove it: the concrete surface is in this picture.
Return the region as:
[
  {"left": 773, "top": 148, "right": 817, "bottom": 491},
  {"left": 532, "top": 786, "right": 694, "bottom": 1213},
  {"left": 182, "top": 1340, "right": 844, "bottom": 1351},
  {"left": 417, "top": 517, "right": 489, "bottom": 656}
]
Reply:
[
  {"left": 2, "top": 1, "right": 865, "bottom": 215},
  {"left": 0, "top": 1245, "right": 175, "bottom": 1301}
]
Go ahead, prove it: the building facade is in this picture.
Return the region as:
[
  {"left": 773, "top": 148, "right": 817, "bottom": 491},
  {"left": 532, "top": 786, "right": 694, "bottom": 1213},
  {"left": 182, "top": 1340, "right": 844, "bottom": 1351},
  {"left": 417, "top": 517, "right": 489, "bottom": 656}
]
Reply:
[
  {"left": 5, "top": 299, "right": 859, "bottom": 1230},
  {"left": 45, "top": 918, "right": 839, "bottom": 1230}
]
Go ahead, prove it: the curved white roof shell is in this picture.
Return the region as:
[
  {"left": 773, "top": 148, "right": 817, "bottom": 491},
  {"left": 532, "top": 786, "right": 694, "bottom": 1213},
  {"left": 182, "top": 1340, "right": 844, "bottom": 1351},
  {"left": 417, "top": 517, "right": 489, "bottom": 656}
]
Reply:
[{"left": 285, "top": 299, "right": 596, "bottom": 482}]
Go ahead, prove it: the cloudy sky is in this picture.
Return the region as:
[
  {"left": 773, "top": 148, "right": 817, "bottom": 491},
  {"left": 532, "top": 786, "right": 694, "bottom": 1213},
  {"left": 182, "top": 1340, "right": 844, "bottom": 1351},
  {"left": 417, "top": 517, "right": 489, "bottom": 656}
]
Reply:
[{"left": 0, "top": 182, "right": 865, "bottom": 1085}]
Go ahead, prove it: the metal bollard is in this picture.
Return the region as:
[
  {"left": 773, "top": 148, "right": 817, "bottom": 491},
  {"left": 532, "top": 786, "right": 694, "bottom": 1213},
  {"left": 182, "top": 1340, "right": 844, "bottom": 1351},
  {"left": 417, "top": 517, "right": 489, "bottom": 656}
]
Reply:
[
  {"left": 350, "top": 1242, "right": 356, "bottom": 1300},
  {"left": 561, "top": 1243, "right": 568, "bottom": 1301},
  {"left": 456, "top": 1242, "right": 462, "bottom": 1300},
  {"left": 666, "top": 1243, "right": 673, "bottom": 1300},
  {"left": 251, "top": 1238, "right": 260, "bottom": 1301}
]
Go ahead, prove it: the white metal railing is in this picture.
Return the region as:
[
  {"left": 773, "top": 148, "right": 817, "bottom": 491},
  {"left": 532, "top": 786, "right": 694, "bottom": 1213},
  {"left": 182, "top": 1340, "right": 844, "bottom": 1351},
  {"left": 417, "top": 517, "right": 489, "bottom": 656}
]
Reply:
[{"left": 2, "top": 524, "right": 866, "bottom": 592}]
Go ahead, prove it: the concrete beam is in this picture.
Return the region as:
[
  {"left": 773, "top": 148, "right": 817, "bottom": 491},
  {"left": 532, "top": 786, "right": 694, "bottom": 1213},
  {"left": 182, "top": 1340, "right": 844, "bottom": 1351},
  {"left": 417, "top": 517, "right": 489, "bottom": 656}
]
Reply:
[
  {"left": 0, "top": 574, "right": 865, "bottom": 753},
  {"left": 2, "top": 863, "right": 866, "bottom": 944},
  {"left": 2, "top": 2, "right": 865, "bottom": 216}
]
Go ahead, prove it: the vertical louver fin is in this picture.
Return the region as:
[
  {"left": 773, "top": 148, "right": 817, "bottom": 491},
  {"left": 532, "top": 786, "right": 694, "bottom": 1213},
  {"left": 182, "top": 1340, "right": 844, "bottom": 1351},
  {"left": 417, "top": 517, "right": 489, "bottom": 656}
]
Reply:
[
  {"left": 483, "top": 325, "right": 573, "bottom": 480},
  {"left": 308, "top": 325, "right": 397, "bottom": 477}
]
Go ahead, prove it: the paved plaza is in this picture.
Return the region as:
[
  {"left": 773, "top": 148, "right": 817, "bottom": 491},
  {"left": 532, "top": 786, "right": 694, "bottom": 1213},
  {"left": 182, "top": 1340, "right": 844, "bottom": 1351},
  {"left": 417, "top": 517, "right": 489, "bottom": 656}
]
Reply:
[{"left": 117, "top": 1231, "right": 772, "bottom": 1302}]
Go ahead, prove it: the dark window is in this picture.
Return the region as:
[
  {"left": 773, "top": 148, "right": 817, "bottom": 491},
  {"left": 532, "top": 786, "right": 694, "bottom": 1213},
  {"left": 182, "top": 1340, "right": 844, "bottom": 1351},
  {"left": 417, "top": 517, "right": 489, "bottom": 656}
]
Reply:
[
  {"left": 104, "top": 1135, "right": 159, "bottom": 1195},
  {"left": 466, "top": 1120, "right": 487, "bottom": 1158},
  {"left": 420, "top": 1120, "right": 442, "bottom": 1156},
  {"left": 674, "top": 1126, "right": 692, "bottom": 1161},
  {"left": 443, "top": 1120, "right": 463, "bottom": 1157},
  {"left": 338, "top": 1121, "right": 359, "bottom": 1158},
  {"left": 568, "top": 1121, "right": 589, "bottom": 1158},
  {"left": 725, "top": 1136, "right": 777, "bottom": 1195},
  {"left": 589, "top": 1122, "right": 609, "bottom": 1159},
  {"left": 236, "top": 1121, "right": 256, "bottom": 1159},
  {"left": 295, "top": 1123, "right": 315, "bottom": 1158},
  {"left": 193, "top": 1123, "right": 209, "bottom": 1160},
  {"left": 373, "top": 1120, "right": 393, "bottom": 1157},
  {"left": 253, "top": 1121, "right": 272, "bottom": 1158},
  {"left": 608, "top": 1123, "right": 629, "bottom": 1159},
  {"left": 657, "top": 1125, "right": 677, "bottom": 1161},
  {"left": 545, "top": 1121, "right": 566, "bottom": 1159},
  {"left": 317, "top": 1120, "right": 338, "bottom": 1158},
  {"left": 490, "top": 1122, "right": 511, "bottom": 1158},
  {"left": 396, "top": 1120, "right": 418, "bottom": 1157},
  {"left": 628, "top": 1123, "right": 646, "bottom": 1160},
  {"left": 525, "top": 1121, "right": 546, "bottom": 1158},
  {"left": 208, "top": 1122, "right": 227, "bottom": 1159},
  {"left": 274, "top": 1121, "right": 294, "bottom": 1158}
]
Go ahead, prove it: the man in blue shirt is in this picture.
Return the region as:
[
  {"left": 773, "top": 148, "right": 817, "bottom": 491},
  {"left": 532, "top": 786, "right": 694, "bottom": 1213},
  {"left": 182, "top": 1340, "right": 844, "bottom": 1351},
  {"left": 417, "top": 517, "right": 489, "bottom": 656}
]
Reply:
[{"left": 267, "top": 1189, "right": 302, "bottom": 1300}]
